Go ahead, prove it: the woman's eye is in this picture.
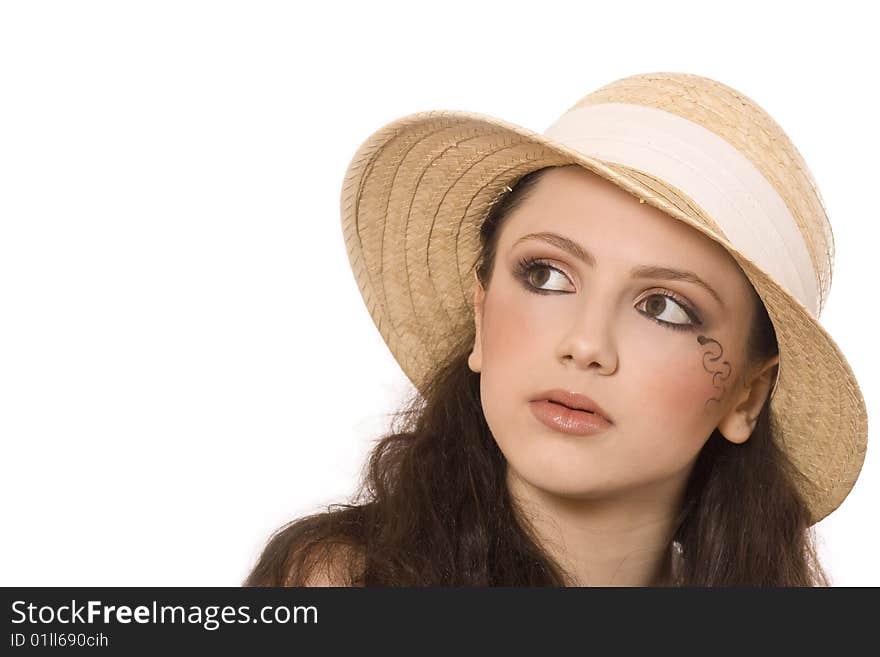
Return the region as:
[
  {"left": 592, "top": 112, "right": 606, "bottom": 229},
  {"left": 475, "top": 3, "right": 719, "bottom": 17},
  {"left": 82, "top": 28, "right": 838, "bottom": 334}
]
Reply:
[
  {"left": 514, "top": 257, "right": 700, "bottom": 331},
  {"left": 636, "top": 294, "right": 695, "bottom": 329},
  {"left": 516, "top": 260, "right": 572, "bottom": 292}
]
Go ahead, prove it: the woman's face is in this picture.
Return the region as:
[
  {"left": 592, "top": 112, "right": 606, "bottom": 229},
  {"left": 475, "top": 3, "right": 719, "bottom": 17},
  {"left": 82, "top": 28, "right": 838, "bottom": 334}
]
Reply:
[{"left": 469, "top": 165, "right": 775, "bottom": 502}]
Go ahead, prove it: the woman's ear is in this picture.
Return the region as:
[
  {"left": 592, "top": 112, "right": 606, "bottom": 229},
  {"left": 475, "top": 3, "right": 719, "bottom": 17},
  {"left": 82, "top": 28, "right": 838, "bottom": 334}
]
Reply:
[
  {"left": 716, "top": 354, "right": 779, "bottom": 444},
  {"left": 468, "top": 271, "right": 485, "bottom": 374}
]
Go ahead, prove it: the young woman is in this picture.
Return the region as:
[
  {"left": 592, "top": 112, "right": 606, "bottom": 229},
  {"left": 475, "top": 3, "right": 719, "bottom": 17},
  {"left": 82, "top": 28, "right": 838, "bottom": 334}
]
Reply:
[{"left": 245, "top": 72, "right": 867, "bottom": 587}]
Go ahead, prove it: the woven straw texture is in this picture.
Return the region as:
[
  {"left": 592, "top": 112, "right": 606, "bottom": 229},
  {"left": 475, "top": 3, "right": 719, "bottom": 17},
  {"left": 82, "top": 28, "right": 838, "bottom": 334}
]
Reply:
[{"left": 339, "top": 72, "right": 867, "bottom": 525}]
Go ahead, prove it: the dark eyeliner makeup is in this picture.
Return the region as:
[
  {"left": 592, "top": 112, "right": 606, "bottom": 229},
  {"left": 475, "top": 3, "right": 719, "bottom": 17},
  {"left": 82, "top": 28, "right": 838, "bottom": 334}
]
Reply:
[{"left": 512, "top": 255, "right": 703, "bottom": 332}]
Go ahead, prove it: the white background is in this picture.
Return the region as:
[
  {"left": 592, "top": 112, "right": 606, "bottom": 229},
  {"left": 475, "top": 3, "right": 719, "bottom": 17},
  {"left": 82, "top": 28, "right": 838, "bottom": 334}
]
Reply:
[{"left": 1, "top": 0, "right": 876, "bottom": 586}]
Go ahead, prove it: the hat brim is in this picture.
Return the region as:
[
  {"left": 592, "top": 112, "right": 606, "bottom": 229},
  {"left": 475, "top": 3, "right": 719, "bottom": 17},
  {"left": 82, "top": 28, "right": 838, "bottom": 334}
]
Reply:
[{"left": 339, "top": 109, "right": 868, "bottom": 525}]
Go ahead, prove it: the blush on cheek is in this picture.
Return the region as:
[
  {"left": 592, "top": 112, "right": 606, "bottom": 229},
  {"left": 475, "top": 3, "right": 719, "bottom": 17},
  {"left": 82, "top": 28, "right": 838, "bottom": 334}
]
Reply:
[
  {"left": 483, "top": 292, "right": 546, "bottom": 358},
  {"left": 639, "top": 345, "right": 719, "bottom": 420},
  {"left": 677, "top": 367, "right": 718, "bottom": 414}
]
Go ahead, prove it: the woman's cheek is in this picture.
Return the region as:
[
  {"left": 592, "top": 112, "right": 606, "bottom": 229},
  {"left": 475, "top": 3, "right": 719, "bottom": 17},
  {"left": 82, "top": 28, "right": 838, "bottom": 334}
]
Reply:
[
  {"left": 631, "top": 335, "right": 719, "bottom": 425},
  {"left": 483, "top": 293, "right": 546, "bottom": 360}
]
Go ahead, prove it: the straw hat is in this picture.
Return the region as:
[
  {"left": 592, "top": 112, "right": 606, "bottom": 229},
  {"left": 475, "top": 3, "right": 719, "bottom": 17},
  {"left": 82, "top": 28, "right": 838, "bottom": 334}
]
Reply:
[{"left": 339, "top": 71, "right": 867, "bottom": 525}]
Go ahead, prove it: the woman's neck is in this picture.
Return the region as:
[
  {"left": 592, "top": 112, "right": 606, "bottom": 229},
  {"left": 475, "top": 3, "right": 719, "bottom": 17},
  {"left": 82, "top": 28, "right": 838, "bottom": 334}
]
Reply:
[{"left": 506, "top": 466, "right": 686, "bottom": 587}]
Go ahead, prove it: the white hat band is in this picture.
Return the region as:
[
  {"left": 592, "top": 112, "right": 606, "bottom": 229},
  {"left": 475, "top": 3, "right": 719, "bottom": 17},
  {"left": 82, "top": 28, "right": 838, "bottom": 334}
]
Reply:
[{"left": 543, "top": 102, "right": 820, "bottom": 317}]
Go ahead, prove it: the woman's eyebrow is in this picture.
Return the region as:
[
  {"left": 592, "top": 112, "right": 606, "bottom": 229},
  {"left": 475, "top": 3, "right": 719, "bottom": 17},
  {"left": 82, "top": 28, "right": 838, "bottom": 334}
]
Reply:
[{"left": 512, "top": 231, "right": 725, "bottom": 309}]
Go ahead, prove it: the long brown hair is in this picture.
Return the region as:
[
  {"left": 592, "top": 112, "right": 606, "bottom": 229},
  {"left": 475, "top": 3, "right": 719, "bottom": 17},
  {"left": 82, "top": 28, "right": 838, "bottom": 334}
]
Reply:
[{"left": 244, "top": 166, "right": 829, "bottom": 587}]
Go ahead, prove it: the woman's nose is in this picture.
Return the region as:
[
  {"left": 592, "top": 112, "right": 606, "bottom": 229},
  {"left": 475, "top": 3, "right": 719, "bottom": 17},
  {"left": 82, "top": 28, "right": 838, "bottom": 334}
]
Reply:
[{"left": 555, "top": 294, "right": 619, "bottom": 375}]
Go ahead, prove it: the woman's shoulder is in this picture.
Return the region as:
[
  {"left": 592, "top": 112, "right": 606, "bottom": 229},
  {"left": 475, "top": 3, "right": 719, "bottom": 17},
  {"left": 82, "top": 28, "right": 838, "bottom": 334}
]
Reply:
[
  {"left": 245, "top": 506, "right": 368, "bottom": 587},
  {"left": 298, "top": 542, "right": 366, "bottom": 587}
]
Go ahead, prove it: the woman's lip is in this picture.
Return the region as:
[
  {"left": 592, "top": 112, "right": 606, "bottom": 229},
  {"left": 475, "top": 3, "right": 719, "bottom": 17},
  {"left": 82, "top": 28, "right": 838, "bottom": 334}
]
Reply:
[
  {"left": 528, "top": 400, "right": 613, "bottom": 436},
  {"left": 552, "top": 401, "right": 594, "bottom": 413},
  {"left": 531, "top": 388, "right": 612, "bottom": 422}
]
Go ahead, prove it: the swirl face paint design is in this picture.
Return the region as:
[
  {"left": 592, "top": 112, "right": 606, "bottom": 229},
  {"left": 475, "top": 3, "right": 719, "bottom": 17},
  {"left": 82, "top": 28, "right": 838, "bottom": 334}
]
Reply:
[{"left": 697, "top": 335, "right": 732, "bottom": 409}]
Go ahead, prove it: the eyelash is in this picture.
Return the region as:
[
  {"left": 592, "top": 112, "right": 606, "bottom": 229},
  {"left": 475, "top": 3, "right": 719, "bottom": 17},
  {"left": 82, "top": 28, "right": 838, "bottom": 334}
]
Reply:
[{"left": 513, "top": 256, "right": 703, "bottom": 332}]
